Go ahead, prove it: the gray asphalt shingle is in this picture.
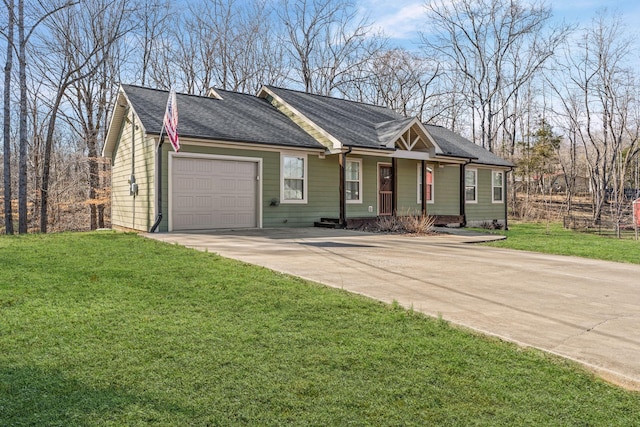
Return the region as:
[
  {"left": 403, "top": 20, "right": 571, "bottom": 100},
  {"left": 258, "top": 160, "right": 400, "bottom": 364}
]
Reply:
[
  {"left": 122, "top": 84, "right": 511, "bottom": 167},
  {"left": 266, "top": 86, "right": 512, "bottom": 167},
  {"left": 122, "top": 84, "right": 324, "bottom": 150}
]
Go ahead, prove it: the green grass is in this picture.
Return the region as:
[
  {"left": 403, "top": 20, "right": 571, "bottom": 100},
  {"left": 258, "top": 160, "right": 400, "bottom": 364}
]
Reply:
[
  {"left": 482, "top": 222, "right": 640, "bottom": 264},
  {"left": 0, "top": 232, "right": 639, "bottom": 426}
]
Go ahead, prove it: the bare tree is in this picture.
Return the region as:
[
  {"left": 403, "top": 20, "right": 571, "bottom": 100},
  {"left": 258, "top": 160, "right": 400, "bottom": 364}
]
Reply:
[
  {"left": 17, "top": 0, "right": 27, "bottom": 233},
  {"left": 133, "top": 0, "right": 170, "bottom": 87},
  {"left": 177, "top": 0, "right": 287, "bottom": 95},
  {"left": 2, "top": 0, "right": 15, "bottom": 234},
  {"left": 422, "top": 0, "right": 568, "bottom": 152},
  {"left": 552, "top": 12, "right": 639, "bottom": 225},
  {"left": 11, "top": 0, "right": 77, "bottom": 233},
  {"left": 278, "top": 0, "right": 384, "bottom": 96},
  {"left": 344, "top": 48, "right": 445, "bottom": 121},
  {"left": 35, "top": 0, "right": 130, "bottom": 232}
]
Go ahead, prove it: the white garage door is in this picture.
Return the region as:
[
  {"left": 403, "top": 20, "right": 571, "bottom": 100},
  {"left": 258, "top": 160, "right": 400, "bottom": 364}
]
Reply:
[{"left": 171, "top": 157, "right": 258, "bottom": 230}]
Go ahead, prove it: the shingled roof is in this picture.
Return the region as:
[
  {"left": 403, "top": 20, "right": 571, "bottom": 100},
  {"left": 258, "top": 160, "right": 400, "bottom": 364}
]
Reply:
[
  {"left": 119, "top": 84, "right": 324, "bottom": 150},
  {"left": 263, "top": 86, "right": 512, "bottom": 167},
  {"left": 424, "top": 124, "right": 513, "bottom": 167},
  {"left": 104, "top": 84, "right": 511, "bottom": 168}
]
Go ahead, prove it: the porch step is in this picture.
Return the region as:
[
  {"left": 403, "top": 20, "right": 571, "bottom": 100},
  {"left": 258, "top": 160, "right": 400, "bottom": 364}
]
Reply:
[{"left": 314, "top": 218, "right": 343, "bottom": 229}]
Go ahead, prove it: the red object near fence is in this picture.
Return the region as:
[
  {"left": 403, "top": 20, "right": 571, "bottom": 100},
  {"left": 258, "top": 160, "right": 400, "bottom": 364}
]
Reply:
[{"left": 634, "top": 199, "right": 640, "bottom": 227}]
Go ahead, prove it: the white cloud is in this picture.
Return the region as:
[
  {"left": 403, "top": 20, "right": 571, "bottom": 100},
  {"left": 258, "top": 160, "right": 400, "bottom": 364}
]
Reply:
[{"left": 360, "top": 1, "right": 427, "bottom": 40}]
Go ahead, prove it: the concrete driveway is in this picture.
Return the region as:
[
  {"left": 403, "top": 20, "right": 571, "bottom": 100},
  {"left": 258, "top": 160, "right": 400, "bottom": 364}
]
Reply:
[{"left": 145, "top": 228, "right": 640, "bottom": 390}]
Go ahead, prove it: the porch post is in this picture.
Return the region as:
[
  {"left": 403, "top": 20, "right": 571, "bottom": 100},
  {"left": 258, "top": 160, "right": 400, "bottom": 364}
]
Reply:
[
  {"left": 392, "top": 157, "right": 397, "bottom": 215},
  {"left": 460, "top": 162, "right": 467, "bottom": 227},
  {"left": 421, "top": 160, "right": 427, "bottom": 217},
  {"left": 339, "top": 151, "right": 346, "bottom": 227}
]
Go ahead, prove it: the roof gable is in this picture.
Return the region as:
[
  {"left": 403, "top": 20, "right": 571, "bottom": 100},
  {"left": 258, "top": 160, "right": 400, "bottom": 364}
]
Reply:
[
  {"left": 261, "top": 86, "right": 403, "bottom": 150},
  {"left": 105, "top": 85, "right": 324, "bottom": 153},
  {"left": 103, "top": 84, "right": 512, "bottom": 168}
]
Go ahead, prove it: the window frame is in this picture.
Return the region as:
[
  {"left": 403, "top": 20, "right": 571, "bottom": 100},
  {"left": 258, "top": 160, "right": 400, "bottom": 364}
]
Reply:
[
  {"left": 345, "top": 158, "right": 363, "bottom": 204},
  {"left": 280, "top": 153, "right": 308, "bottom": 204},
  {"left": 465, "top": 168, "right": 478, "bottom": 204},
  {"left": 417, "top": 164, "right": 434, "bottom": 204},
  {"left": 492, "top": 170, "right": 504, "bottom": 203}
]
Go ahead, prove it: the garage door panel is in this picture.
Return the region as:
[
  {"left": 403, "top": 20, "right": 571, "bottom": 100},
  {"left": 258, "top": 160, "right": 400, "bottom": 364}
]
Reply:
[
  {"left": 195, "top": 196, "right": 213, "bottom": 209},
  {"left": 172, "top": 157, "right": 258, "bottom": 230},
  {"left": 194, "top": 178, "right": 213, "bottom": 191},
  {"left": 174, "top": 176, "right": 194, "bottom": 191},
  {"left": 175, "top": 195, "right": 194, "bottom": 209},
  {"left": 236, "top": 196, "right": 255, "bottom": 209}
]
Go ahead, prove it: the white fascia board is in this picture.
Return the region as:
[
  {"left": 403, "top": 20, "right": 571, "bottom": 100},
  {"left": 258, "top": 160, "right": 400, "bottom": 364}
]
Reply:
[
  {"left": 416, "top": 122, "right": 444, "bottom": 154},
  {"left": 176, "top": 137, "right": 326, "bottom": 154},
  {"left": 103, "top": 86, "right": 150, "bottom": 158},
  {"left": 389, "top": 150, "right": 432, "bottom": 160}
]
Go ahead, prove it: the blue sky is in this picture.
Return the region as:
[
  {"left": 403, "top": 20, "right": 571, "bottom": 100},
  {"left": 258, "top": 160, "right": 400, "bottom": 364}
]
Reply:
[{"left": 360, "top": 0, "right": 640, "bottom": 50}]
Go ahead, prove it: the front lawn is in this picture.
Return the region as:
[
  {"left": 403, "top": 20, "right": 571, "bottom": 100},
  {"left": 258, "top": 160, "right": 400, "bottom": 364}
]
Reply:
[
  {"left": 0, "top": 232, "right": 638, "bottom": 425},
  {"left": 481, "top": 222, "right": 640, "bottom": 264}
]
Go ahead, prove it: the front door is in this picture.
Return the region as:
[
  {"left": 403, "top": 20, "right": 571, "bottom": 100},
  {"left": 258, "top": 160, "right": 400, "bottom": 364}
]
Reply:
[{"left": 378, "top": 163, "right": 393, "bottom": 216}]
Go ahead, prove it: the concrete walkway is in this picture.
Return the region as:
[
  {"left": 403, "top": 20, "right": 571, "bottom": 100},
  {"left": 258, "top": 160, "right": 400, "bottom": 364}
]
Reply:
[{"left": 145, "top": 228, "right": 640, "bottom": 390}]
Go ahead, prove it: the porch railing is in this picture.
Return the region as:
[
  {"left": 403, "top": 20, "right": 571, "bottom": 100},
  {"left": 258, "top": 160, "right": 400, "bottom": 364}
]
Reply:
[{"left": 379, "top": 191, "right": 392, "bottom": 216}]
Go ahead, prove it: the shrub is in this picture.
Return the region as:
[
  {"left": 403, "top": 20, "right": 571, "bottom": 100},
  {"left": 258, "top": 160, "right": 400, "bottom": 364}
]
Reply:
[{"left": 376, "top": 211, "right": 435, "bottom": 234}]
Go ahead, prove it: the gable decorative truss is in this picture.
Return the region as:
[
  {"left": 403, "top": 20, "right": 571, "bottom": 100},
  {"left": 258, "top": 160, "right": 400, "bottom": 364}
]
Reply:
[{"left": 376, "top": 117, "right": 442, "bottom": 160}]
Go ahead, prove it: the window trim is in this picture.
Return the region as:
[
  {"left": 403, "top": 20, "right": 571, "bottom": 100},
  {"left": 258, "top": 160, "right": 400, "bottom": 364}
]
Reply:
[
  {"left": 280, "top": 152, "right": 308, "bottom": 204},
  {"left": 417, "top": 164, "right": 434, "bottom": 204},
  {"left": 465, "top": 168, "right": 478, "bottom": 204},
  {"left": 492, "top": 170, "right": 504, "bottom": 203},
  {"left": 346, "top": 158, "right": 363, "bottom": 204}
]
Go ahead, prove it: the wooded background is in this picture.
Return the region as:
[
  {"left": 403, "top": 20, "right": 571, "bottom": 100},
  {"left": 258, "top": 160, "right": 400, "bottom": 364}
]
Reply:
[{"left": 1, "top": 0, "right": 639, "bottom": 234}]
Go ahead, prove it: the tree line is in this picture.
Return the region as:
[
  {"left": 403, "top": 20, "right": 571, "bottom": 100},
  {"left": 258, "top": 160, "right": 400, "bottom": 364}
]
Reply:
[{"left": 1, "top": 0, "right": 639, "bottom": 234}]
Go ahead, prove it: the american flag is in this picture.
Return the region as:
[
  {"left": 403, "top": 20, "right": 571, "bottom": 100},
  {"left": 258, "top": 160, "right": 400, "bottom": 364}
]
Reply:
[{"left": 164, "top": 88, "right": 180, "bottom": 152}]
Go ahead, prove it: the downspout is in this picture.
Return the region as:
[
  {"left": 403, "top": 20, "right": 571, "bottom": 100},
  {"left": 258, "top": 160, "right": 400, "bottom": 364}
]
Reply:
[
  {"left": 149, "top": 135, "right": 164, "bottom": 233},
  {"left": 460, "top": 160, "right": 472, "bottom": 227},
  {"left": 339, "top": 146, "right": 353, "bottom": 228}
]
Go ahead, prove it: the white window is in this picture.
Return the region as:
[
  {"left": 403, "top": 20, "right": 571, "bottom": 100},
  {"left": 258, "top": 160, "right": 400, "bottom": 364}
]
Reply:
[
  {"left": 492, "top": 170, "right": 504, "bottom": 203},
  {"left": 346, "top": 159, "right": 362, "bottom": 203},
  {"left": 281, "top": 153, "right": 307, "bottom": 203},
  {"left": 417, "top": 164, "right": 434, "bottom": 203},
  {"left": 465, "top": 168, "right": 477, "bottom": 203}
]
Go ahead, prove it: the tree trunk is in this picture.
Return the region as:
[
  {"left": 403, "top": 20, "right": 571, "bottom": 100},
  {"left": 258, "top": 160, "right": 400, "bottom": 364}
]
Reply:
[
  {"left": 3, "top": 0, "right": 15, "bottom": 234},
  {"left": 18, "top": 0, "right": 28, "bottom": 233}
]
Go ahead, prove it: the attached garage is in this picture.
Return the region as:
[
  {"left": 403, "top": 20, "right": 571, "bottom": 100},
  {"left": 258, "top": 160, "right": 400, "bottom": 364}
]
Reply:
[{"left": 169, "top": 154, "right": 261, "bottom": 231}]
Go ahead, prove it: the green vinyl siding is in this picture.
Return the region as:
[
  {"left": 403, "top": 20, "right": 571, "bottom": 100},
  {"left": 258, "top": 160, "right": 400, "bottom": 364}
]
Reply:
[
  {"left": 396, "top": 159, "right": 421, "bottom": 215},
  {"left": 268, "top": 153, "right": 339, "bottom": 227},
  {"left": 344, "top": 156, "right": 388, "bottom": 218},
  {"left": 157, "top": 144, "right": 338, "bottom": 231},
  {"left": 110, "top": 112, "right": 155, "bottom": 231},
  {"left": 466, "top": 167, "right": 506, "bottom": 224},
  {"left": 428, "top": 164, "right": 460, "bottom": 216},
  {"left": 395, "top": 161, "right": 462, "bottom": 217}
]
